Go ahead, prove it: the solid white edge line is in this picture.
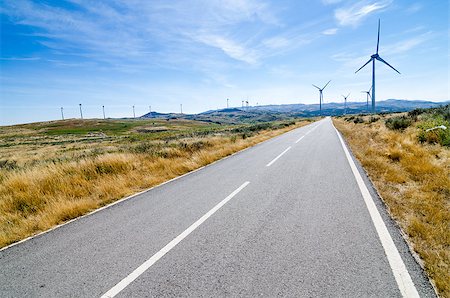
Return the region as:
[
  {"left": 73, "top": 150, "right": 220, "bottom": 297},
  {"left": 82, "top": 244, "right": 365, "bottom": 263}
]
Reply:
[
  {"left": 1, "top": 120, "right": 320, "bottom": 253},
  {"left": 266, "top": 146, "right": 291, "bottom": 167},
  {"left": 333, "top": 124, "right": 419, "bottom": 298},
  {"left": 100, "top": 181, "right": 250, "bottom": 298}
]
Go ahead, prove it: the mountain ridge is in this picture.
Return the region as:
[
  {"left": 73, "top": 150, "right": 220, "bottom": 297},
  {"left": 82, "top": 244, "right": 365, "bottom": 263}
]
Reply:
[{"left": 140, "top": 99, "right": 448, "bottom": 124}]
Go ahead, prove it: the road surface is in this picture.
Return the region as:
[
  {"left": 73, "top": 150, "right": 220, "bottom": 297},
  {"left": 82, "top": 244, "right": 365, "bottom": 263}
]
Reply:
[{"left": 0, "top": 118, "right": 436, "bottom": 297}]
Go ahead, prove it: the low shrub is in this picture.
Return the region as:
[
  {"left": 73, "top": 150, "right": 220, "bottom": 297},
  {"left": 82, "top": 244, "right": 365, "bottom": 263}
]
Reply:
[
  {"left": 368, "top": 117, "right": 380, "bottom": 123},
  {"left": 353, "top": 117, "right": 364, "bottom": 124},
  {"left": 408, "top": 108, "right": 427, "bottom": 118},
  {"left": 417, "top": 122, "right": 450, "bottom": 147},
  {"left": 385, "top": 116, "right": 412, "bottom": 130},
  {"left": 0, "top": 160, "right": 18, "bottom": 170}
]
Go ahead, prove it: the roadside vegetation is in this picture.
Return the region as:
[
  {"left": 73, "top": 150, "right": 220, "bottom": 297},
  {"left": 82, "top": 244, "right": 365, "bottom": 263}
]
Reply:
[
  {"left": 334, "top": 104, "right": 450, "bottom": 298},
  {"left": 0, "top": 117, "right": 313, "bottom": 248}
]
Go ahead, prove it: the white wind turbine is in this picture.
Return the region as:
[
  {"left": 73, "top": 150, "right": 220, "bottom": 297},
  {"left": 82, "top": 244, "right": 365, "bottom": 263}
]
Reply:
[
  {"left": 342, "top": 93, "right": 350, "bottom": 115},
  {"left": 312, "top": 80, "right": 331, "bottom": 115},
  {"left": 355, "top": 19, "right": 400, "bottom": 114}
]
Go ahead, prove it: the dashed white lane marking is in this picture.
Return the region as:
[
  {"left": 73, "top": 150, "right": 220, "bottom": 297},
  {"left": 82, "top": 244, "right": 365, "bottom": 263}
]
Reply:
[
  {"left": 100, "top": 181, "right": 250, "bottom": 298},
  {"left": 295, "top": 121, "right": 323, "bottom": 144},
  {"left": 334, "top": 125, "right": 419, "bottom": 298},
  {"left": 266, "top": 146, "right": 291, "bottom": 167},
  {"left": 295, "top": 136, "right": 305, "bottom": 143}
]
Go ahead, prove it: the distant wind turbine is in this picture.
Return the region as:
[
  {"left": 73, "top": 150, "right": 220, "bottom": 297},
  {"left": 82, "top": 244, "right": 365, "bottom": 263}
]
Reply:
[
  {"left": 342, "top": 93, "right": 350, "bottom": 115},
  {"left": 79, "top": 104, "right": 83, "bottom": 119},
  {"left": 355, "top": 19, "right": 400, "bottom": 114},
  {"left": 312, "top": 80, "right": 331, "bottom": 115},
  {"left": 361, "top": 87, "right": 372, "bottom": 113}
]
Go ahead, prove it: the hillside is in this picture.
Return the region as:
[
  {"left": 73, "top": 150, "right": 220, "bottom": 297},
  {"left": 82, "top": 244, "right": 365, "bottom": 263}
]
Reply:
[{"left": 140, "top": 99, "right": 447, "bottom": 123}]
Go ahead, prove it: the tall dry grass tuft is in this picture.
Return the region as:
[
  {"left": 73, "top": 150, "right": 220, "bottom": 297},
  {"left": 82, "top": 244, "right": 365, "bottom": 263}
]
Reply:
[
  {"left": 0, "top": 120, "right": 311, "bottom": 249},
  {"left": 333, "top": 117, "right": 450, "bottom": 298}
]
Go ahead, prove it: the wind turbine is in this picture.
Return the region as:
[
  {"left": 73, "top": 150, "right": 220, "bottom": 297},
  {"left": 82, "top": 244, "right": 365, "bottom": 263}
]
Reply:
[
  {"left": 361, "top": 87, "right": 372, "bottom": 113},
  {"left": 312, "top": 80, "right": 331, "bottom": 115},
  {"left": 355, "top": 19, "right": 400, "bottom": 114},
  {"left": 342, "top": 93, "right": 350, "bottom": 115}
]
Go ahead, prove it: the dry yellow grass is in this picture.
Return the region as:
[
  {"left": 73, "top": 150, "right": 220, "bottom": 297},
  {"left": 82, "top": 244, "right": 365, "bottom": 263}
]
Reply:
[
  {"left": 0, "top": 120, "right": 312, "bottom": 249},
  {"left": 333, "top": 116, "right": 450, "bottom": 297}
]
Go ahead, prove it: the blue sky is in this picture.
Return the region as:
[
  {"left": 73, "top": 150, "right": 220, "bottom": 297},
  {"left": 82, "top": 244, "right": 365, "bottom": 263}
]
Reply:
[{"left": 0, "top": 0, "right": 448, "bottom": 125}]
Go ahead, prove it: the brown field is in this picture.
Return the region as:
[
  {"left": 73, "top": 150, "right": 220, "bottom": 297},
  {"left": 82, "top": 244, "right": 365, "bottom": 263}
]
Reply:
[
  {"left": 333, "top": 115, "right": 449, "bottom": 297},
  {"left": 0, "top": 118, "right": 313, "bottom": 249}
]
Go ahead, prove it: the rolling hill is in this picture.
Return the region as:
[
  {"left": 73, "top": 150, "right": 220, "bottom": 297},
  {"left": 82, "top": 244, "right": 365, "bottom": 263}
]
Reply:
[{"left": 140, "top": 99, "right": 448, "bottom": 124}]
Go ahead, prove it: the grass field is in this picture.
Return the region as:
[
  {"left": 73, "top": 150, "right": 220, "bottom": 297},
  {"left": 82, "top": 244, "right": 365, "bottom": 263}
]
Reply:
[
  {"left": 0, "top": 117, "right": 313, "bottom": 249},
  {"left": 334, "top": 106, "right": 450, "bottom": 298}
]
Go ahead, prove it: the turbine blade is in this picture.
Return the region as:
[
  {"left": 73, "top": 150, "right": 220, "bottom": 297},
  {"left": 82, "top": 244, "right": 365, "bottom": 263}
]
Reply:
[
  {"left": 376, "top": 56, "right": 401, "bottom": 74},
  {"left": 355, "top": 58, "right": 373, "bottom": 73},
  {"left": 376, "top": 19, "right": 380, "bottom": 54},
  {"left": 312, "top": 84, "right": 321, "bottom": 90},
  {"left": 322, "top": 80, "right": 331, "bottom": 90},
  {"left": 347, "top": 93, "right": 351, "bottom": 98}
]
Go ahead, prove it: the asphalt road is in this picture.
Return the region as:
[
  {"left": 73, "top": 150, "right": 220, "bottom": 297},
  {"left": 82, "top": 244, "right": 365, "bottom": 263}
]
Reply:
[{"left": 0, "top": 118, "right": 436, "bottom": 297}]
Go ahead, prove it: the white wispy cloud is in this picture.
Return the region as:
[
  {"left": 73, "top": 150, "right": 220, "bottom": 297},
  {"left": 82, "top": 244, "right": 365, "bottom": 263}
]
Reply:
[
  {"left": 334, "top": 0, "right": 392, "bottom": 27},
  {"left": 0, "top": 0, "right": 287, "bottom": 71},
  {"left": 194, "top": 34, "right": 259, "bottom": 64},
  {"left": 262, "top": 37, "right": 291, "bottom": 49},
  {"left": 381, "top": 33, "right": 431, "bottom": 55},
  {"left": 322, "top": 28, "right": 339, "bottom": 35}
]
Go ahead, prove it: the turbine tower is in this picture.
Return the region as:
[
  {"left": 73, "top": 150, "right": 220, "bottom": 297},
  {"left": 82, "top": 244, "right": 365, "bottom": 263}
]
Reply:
[
  {"left": 355, "top": 19, "right": 400, "bottom": 114},
  {"left": 312, "top": 80, "right": 331, "bottom": 115},
  {"left": 342, "top": 93, "right": 350, "bottom": 115},
  {"left": 361, "top": 87, "right": 372, "bottom": 113},
  {"left": 79, "top": 104, "right": 83, "bottom": 119}
]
